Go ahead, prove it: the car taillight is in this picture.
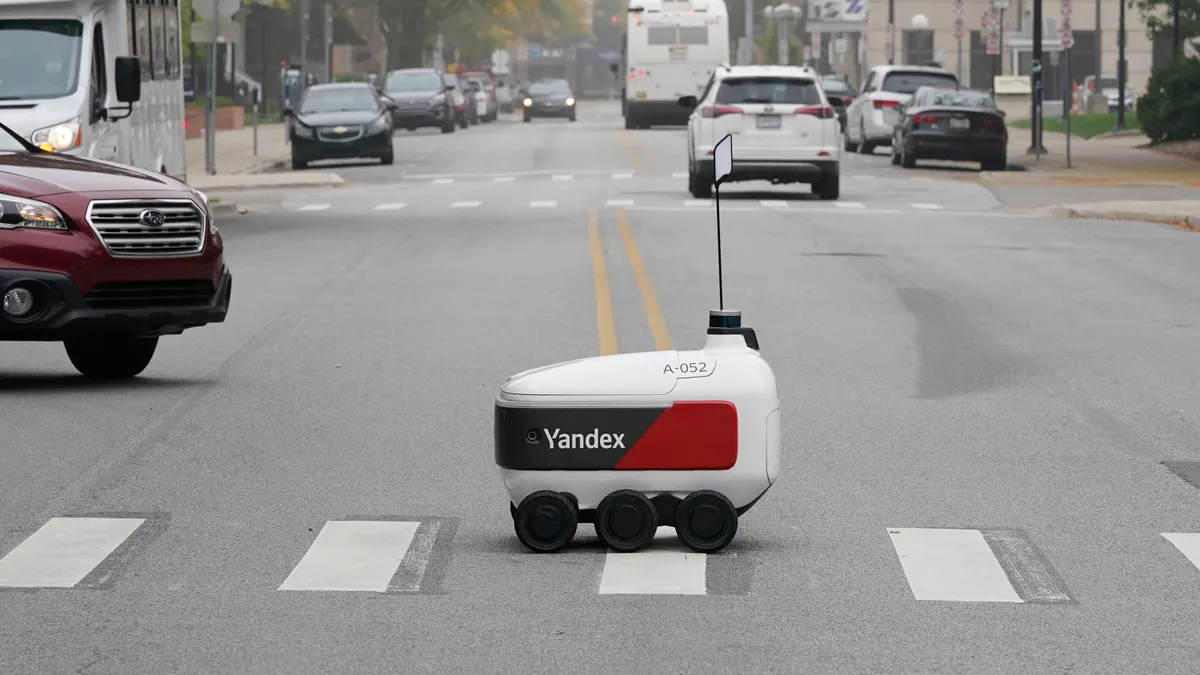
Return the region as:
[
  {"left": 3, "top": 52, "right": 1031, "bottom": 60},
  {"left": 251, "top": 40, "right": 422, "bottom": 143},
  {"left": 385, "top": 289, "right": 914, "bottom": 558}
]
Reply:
[
  {"left": 873, "top": 100, "right": 900, "bottom": 109},
  {"left": 701, "top": 105, "right": 743, "bottom": 118},
  {"left": 912, "top": 113, "right": 942, "bottom": 125},
  {"left": 795, "top": 105, "right": 835, "bottom": 119},
  {"left": 980, "top": 116, "right": 1004, "bottom": 130}
]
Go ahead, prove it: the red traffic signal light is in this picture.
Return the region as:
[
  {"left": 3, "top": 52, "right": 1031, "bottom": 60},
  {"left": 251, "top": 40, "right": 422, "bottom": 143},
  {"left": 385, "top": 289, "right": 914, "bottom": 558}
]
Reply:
[{"left": 611, "top": 15, "right": 617, "bottom": 22}]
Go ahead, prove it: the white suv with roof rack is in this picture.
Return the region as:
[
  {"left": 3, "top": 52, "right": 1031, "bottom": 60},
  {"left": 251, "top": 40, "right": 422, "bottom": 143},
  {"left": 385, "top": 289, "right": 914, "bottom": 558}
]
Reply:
[
  {"left": 677, "top": 64, "right": 842, "bottom": 200},
  {"left": 843, "top": 64, "right": 959, "bottom": 154}
]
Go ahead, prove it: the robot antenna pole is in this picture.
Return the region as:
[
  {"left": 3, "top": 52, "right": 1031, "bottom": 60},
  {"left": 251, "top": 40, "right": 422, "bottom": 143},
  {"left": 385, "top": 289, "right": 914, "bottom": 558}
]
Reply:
[{"left": 715, "top": 183, "right": 724, "bottom": 310}]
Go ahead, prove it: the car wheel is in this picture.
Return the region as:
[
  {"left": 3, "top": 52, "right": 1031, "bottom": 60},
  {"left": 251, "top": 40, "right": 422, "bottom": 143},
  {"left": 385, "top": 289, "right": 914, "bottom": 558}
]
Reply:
[
  {"left": 381, "top": 147, "right": 394, "bottom": 165},
  {"left": 981, "top": 156, "right": 1006, "bottom": 171},
  {"left": 568, "top": 113, "right": 576, "bottom": 122},
  {"left": 291, "top": 155, "right": 306, "bottom": 170},
  {"left": 815, "top": 172, "right": 840, "bottom": 200},
  {"left": 64, "top": 336, "right": 158, "bottom": 379},
  {"left": 900, "top": 141, "right": 916, "bottom": 168},
  {"left": 858, "top": 122, "right": 874, "bottom": 154},
  {"left": 844, "top": 128, "right": 859, "bottom": 152},
  {"left": 523, "top": 114, "right": 532, "bottom": 123},
  {"left": 890, "top": 136, "right": 902, "bottom": 165}
]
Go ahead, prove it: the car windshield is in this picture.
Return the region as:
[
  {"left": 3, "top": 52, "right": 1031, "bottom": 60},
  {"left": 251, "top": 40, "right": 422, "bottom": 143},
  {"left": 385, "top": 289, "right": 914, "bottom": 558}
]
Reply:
[
  {"left": 927, "top": 89, "right": 995, "bottom": 108},
  {"left": 0, "top": 19, "right": 84, "bottom": 101},
  {"left": 881, "top": 71, "right": 958, "bottom": 94},
  {"left": 299, "top": 88, "right": 379, "bottom": 114},
  {"left": 1097, "top": 77, "right": 1118, "bottom": 88},
  {"left": 0, "top": 123, "right": 28, "bottom": 152},
  {"left": 529, "top": 80, "right": 570, "bottom": 95},
  {"left": 386, "top": 72, "right": 441, "bottom": 91},
  {"left": 715, "top": 77, "right": 822, "bottom": 105},
  {"left": 821, "top": 79, "right": 854, "bottom": 95}
]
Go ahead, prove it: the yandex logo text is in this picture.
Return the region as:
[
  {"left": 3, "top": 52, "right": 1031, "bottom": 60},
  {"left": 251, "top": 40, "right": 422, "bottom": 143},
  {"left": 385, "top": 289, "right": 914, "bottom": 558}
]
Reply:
[{"left": 543, "top": 428, "right": 626, "bottom": 450}]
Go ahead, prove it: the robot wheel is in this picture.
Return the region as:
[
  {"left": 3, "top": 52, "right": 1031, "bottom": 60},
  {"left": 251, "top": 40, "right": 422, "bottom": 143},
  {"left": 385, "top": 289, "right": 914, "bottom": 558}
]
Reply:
[
  {"left": 595, "top": 490, "right": 659, "bottom": 553},
  {"left": 674, "top": 490, "right": 739, "bottom": 553},
  {"left": 513, "top": 491, "right": 578, "bottom": 553}
]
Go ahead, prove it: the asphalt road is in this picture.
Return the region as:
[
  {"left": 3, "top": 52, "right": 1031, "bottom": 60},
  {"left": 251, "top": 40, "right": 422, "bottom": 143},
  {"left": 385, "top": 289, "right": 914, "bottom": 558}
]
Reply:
[{"left": 4, "top": 101, "right": 1200, "bottom": 674}]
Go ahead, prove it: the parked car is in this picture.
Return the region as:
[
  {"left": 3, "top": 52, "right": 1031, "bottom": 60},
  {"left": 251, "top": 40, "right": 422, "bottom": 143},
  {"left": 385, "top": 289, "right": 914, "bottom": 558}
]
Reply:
[
  {"left": 890, "top": 86, "right": 1007, "bottom": 171},
  {"left": 820, "top": 74, "right": 857, "bottom": 131},
  {"left": 843, "top": 64, "right": 958, "bottom": 154},
  {"left": 522, "top": 78, "right": 577, "bottom": 122},
  {"left": 679, "top": 65, "right": 840, "bottom": 199},
  {"left": 441, "top": 72, "right": 472, "bottom": 128},
  {"left": 381, "top": 68, "right": 456, "bottom": 133},
  {"left": 0, "top": 116, "right": 232, "bottom": 379},
  {"left": 460, "top": 71, "right": 500, "bottom": 121},
  {"left": 283, "top": 83, "right": 396, "bottom": 170}
]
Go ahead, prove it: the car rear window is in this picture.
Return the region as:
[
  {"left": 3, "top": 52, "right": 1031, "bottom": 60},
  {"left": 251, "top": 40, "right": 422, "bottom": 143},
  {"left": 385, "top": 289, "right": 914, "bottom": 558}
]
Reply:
[
  {"left": 881, "top": 71, "right": 958, "bottom": 94},
  {"left": 715, "top": 77, "right": 822, "bottom": 105},
  {"left": 927, "top": 89, "right": 996, "bottom": 108}
]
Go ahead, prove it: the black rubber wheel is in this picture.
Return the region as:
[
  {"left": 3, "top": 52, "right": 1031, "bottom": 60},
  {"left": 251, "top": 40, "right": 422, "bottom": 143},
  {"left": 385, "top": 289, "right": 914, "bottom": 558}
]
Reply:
[
  {"left": 513, "top": 491, "right": 577, "bottom": 553},
  {"left": 291, "top": 155, "right": 306, "bottom": 170},
  {"left": 595, "top": 490, "right": 658, "bottom": 552},
  {"left": 380, "top": 148, "right": 394, "bottom": 165},
  {"left": 523, "top": 114, "right": 531, "bottom": 123},
  {"left": 64, "top": 336, "right": 158, "bottom": 379},
  {"left": 674, "top": 490, "right": 738, "bottom": 553}
]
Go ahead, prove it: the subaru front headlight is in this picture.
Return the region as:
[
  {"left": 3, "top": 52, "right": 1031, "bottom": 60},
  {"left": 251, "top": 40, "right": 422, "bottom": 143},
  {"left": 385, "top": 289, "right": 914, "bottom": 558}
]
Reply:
[
  {"left": 31, "top": 117, "right": 81, "bottom": 152},
  {"left": 0, "top": 193, "right": 68, "bottom": 230}
]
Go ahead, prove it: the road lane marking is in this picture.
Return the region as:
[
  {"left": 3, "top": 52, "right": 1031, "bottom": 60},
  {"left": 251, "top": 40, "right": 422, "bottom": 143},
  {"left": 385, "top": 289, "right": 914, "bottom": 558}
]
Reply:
[
  {"left": 599, "top": 527, "right": 705, "bottom": 594},
  {"left": 279, "top": 520, "right": 420, "bottom": 592},
  {"left": 431, "top": 178, "right": 455, "bottom": 184},
  {"left": 552, "top": 174, "right": 574, "bottom": 181},
  {"left": 617, "top": 208, "right": 673, "bottom": 351},
  {"left": 0, "top": 517, "right": 145, "bottom": 588},
  {"left": 614, "top": 131, "right": 641, "bottom": 171},
  {"left": 587, "top": 208, "right": 618, "bottom": 356},
  {"left": 530, "top": 200, "right": 557, "bottom": 208},
  {"left": 1163, "top": 533, "right": 1200, "bottom": 572},
  {"left": 673, "top": 172, "right": 688, "bottom": 178},
  {"left": 911, "top": 203, "right": 943, "bottom": 210},
  {"left": 684, "top": 200, "right": 709, "bottom": 207},
  {"left": 493, "top": 176, "right": 515, "bottom": 182},
  {"left": 450, "top": 201, "right": 481, "bottom": 208},
  {"left": 760, "top": 200, "right": 789, "bottom": 207},
  {"left": 297, "top": 204, "right": 331, "bottom": 211},
  {"left": 835, "top": 201, "right": 866, "bottom": 209},
  {"left": 629, "top": 134, "right": 659, "bottom": 170},
  {"left": 607, "top": 199, "right": 634, "bottom": 207},
  {"left": 612, "top": 172, "right": 634, "bottom": 179},
  {"left": 889, "top": 528, "right": 1031, "bottom": 602},
  {"left": 374, "top": 203, "right": 407, "bottom": 210}
]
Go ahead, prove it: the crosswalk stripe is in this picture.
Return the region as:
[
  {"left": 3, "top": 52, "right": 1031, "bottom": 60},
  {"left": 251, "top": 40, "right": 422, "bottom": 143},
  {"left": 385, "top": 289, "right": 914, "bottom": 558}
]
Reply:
[
  {"left": 530, "top": 200, "right": 557, "bottom": 207},
  {"left": 612, "top": 172, "right": 634, "bottom": 179},
  {"left": 551, "top": 174, "right": 574, "bottom": 181},
  {"left": 607, "top": 199, "right": 634, "bottom": 206},
  {"left": 374, "top": 203, "right": 407, "bottom": 211},
  {"left": 431, "top": 178, "right": 455, "bottom": 184},
  {"left": 0, "top": 517, "right": 145, "bottom": 588},
  {"left": 759, "top": 200, "right": 789, "bottom": 207},
  {"left": 672, "top": 172, "right": 688, "bottom": 178},
  {"left": 297, "top": 204, "right": 331, "bottom": 211},
  {"left": 887, "top": 528, "right": 1022, "bottom": 602},
  {"left": 835, "top": 201, "right": 866, "bottom": 209},
  {"left": 493, "top": 176, "right": 514, "bottom": 182},
  {"left": 450, "top": 201, "right": 481, "bottom": 208},
  {"left": 1163, "top": 533, "right": 1200, "bottom": 571},
  {"left": 599, "top": 527, "right": 706, "bottom": 595},
  {"left": 684, "top": 199, "right": 709, "bottom": 207},
  {"left": 279, "top": 520, "right": 421, "bottom": 592},
  {"left": 911, "top": 203, "right": 943, "bottom": 210}
]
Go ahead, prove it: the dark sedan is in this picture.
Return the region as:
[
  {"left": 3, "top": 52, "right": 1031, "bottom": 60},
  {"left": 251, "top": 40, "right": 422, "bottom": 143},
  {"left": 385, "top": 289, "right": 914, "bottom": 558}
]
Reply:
[
  {"left": 820, "top": 75, "right": 857, "bottom": 131},
  {"left": 521, "top": 79, "right": 576, "bottom": 122},
  {"left": 383, "top": 68, "right": 456, "bottom": 133},
  {"left": 284, "top": 83, "right": 396, "bottom": 170},
  {"left": 890, "top": 87, "right": 1007, "bottom": 171}
]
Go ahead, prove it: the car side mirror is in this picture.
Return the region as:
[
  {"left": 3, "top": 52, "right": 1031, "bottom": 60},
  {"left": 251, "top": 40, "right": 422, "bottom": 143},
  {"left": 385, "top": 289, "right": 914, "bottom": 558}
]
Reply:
[
  {"left": 677, "top": 95, "right": 697, "bottom": 109},
  {"left": 282, "top": 106, "right": 294, "bottom": 118},
  {"left": 997, "top": 109, "right": 1006, "bottom": 117},
  {"left": 114, "top": 56, "right": 141, "bottom": 103},
  {"left": 827, "top": 98, "right": 845, "bottom": 109}
]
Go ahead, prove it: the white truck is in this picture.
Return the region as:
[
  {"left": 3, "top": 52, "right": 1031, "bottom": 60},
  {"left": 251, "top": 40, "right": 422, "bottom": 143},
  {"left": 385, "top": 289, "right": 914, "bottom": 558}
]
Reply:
[
  {"left": 619, "top": 0, "right": 730, "bottom": 129},
  {"left": 0, "top": 0, "right": 186, "bottom": 179}
]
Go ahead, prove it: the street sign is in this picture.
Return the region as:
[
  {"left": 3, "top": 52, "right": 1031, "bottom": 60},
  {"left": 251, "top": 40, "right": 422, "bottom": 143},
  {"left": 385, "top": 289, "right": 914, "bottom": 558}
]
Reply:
[
  {"left": 986, "top": 31, "right": 1000, "bottom": 54},
  {"left": 1060, "top": 17, "right": 1074, "bottom": 47},
  {"left": 953, "top": 0, "right": 965, "bottom": 17},
  {"left": 986, "top": 8, "right": 1001, "bottom": 55},
  {"left": 991, "top": 0, "right": 1011, "bottom": 9},
  {"left": 1061, "top": 0, "right": 1072, "bottom": 15},
  {"left": 191, "top": 0, "right": 239, "bottom": 23},
  {"left": 954, "top": 17, "right": 964, "bottom": 39}
]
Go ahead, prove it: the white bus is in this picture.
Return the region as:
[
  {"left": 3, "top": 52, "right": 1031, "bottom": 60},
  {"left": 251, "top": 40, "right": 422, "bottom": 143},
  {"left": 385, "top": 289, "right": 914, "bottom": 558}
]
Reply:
[
  {"left": 621, "top": 0, "right": 729, "bottom": 129},
  {"left": 0, "top": 0, "right": 186, "bottom": 179}
]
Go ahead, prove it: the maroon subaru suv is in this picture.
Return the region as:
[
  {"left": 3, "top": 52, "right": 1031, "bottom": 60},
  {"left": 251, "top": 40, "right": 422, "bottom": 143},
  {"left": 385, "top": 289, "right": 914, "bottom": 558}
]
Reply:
[{"left": 0, "top": 121, "right": 231, "bottom": 379}]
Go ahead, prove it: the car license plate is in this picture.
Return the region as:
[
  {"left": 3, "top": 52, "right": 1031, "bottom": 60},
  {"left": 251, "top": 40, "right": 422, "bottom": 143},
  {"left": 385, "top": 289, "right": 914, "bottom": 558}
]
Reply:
[
  {"left": 757, "top": 115, "right": 781, "bottom": 129},
  {"left": 950, "top": 118, "right": 970, "bottom": 129}
]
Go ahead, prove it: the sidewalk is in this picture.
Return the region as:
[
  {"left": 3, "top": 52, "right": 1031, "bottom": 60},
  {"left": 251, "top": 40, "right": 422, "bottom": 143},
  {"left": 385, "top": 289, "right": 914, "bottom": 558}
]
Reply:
[
  {"left": 985, "top": 130, "right": 1200, "bottom": 187},
  {"left": 184, "top": 124, "right": 345, "bottom": 193},
  {"left": 1030, "top": 200, "right": 1200, "bottom": 231}
]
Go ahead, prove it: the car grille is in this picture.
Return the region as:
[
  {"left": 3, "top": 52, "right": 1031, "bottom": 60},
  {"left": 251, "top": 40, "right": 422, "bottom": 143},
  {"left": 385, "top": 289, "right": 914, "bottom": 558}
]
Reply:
[
  {"left": 83, "top": 280, "right": 216, "bottom": 310},
  {"left": 395, "top": 100, "right": 430, "bottom": 110},
  {"left": 86, "top": 199, "right": 205, "bottom": 258},
  {"left": 317, "top": 125, "right": 364, "bottom": 142}
]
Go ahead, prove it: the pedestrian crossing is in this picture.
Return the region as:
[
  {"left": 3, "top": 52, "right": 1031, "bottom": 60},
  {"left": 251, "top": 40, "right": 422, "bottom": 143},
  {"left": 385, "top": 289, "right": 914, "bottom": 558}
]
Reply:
[
  {"left": 389, "top": 170, "right": 941, "bottom": 186},
  {"left": 4, "top": 515, "right": 1200, "bottom": 600}
]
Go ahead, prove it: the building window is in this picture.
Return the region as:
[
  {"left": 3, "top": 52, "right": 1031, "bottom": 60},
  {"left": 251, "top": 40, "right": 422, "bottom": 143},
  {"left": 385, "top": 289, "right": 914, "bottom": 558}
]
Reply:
[{"left": 902, "top": 29, "right": 934, "bottom": 66}]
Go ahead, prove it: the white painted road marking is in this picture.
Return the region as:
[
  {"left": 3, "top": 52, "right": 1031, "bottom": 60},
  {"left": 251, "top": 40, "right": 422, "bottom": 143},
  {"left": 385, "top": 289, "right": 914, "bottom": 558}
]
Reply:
[
  {"left": 0, "top": 517, "right": 144, "bottom": 588},
  {"left": 612, "top": 172, "right": 633, "bottom": 179},
  {"left": 911, "top": 203, "right": 943, "bottom": 210},
  {"left": 607, "top": 199, "right": 634, "bottom": 207},
  {"left": 835, "top": 201, "right": 866, "bottom": 209},
  {"left": 888, "top": 528, "right": 1022, "bottom": 602},
  {"left": 493, "top": 176, "right": 514, "bottom": 182},
  {"left": 297, "top": 204, "right": 331, "bottom": 211},
  {"left": 551, "top": 174, "right": 574, "bottom": 181},
  {"left": 279, "top": 520, "right": 421, "bottom": 592},
  {"left": 374, "top": 203, "right": 407, "bottom": 211},
  {"left": 431, "top": 178, "right": 455, "bottom": 184},
  {"left": 450, "top": 201, "right": 481, "bottom": 208},
  {"left": 672, "top": 172, "right": 688, "bottom": 178},
  {"left": 530, "top": 200, "right": 557, "bottom": 208},
  {"left": 599, "top": 527, "right": 706, "bottom": 595},
  {"left": 760, "top": 200, "right": 789, "bottom": 208},
  {"left": 1163, "top": 533, "right": 1200, "bottom": 572},
  {"left": 684, "top": 199, "right": 709, "bottom": 207}
]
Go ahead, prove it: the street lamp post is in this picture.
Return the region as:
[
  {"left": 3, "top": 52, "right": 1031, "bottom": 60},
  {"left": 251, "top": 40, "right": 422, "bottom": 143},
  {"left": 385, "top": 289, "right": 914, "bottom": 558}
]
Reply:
[
  {"left": 1115, "top": 0, "right": 1127, "bottom": 129},
  {"left": 763, "top": 3, "right": 803, "bottom": 65}
]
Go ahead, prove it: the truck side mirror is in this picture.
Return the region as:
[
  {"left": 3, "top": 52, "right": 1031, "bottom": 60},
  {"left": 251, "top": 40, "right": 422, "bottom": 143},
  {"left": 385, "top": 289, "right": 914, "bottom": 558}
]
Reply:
[{"left": 115, "top": 56, "right": 141, "bottom": 103}]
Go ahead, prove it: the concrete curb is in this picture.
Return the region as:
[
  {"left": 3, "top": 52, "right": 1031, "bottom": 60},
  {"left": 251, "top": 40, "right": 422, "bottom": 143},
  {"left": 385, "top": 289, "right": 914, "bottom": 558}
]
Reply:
[
  {"left": 187, "top": 172, "right": 345, "bottom": 192},
  {"left": 1049, "top": 206, "right": 1200, "bottom": 230}
]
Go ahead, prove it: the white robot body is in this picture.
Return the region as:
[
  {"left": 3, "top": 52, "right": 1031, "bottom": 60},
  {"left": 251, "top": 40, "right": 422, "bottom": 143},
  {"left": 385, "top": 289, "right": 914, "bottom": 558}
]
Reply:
[{"left": 495, "top": 310, "right": 781, "bottom": 553}]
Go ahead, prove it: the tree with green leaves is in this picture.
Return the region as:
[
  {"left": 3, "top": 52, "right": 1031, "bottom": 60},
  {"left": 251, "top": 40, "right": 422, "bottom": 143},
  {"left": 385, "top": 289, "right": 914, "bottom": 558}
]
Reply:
[{"left": 1130, "top": 0, "right": 1200, "bottom": 53}]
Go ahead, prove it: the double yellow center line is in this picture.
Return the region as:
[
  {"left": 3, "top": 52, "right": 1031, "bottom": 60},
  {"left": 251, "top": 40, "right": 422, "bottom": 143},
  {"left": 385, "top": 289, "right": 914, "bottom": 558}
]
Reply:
[
  {"left": 613, "top": 130, "right": 659, "bottom": 171},
  {"left": 588, "top": 207, "right": 673, "bottom": 356}
]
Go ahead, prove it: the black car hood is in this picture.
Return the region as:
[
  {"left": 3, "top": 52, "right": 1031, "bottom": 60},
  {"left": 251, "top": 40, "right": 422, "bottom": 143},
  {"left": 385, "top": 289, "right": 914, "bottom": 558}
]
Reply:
[
  {"left": 294, "top": 110, "right": 384, "bottom": 127},
  {"left": 387, "top": 89, "right": 439, "bottom": 102}
]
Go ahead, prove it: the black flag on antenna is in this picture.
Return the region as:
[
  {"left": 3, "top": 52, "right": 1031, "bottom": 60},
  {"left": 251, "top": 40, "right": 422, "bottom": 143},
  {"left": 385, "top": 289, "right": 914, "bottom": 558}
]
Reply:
[{"left": 712, "top": 133, "right": 733, "bottom": 310}]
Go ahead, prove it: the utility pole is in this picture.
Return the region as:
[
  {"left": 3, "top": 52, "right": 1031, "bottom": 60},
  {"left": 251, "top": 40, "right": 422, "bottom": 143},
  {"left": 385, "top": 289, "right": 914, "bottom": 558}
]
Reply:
[
  {"left": 1029, "top": 0, "right": 1043, "bottom": 155},
  {"left": 324, "top": 2, "right": 333, "bottom": 83},
  {"left": 299, "top": 0, "right": 309, "bottom": 88},
  {"left": 1115, "top": 0, "right": 1127, "bottom": 129},
  {"left": 745, "top": 0, "right": 755, "bottom": 64},
  {"left": 1172, "top": 0, "right": 1181, "bottom": 61},
  {"left": 886, "top": 0, "right": 895, "bottom": 64},
  {"left": 1094, "top": 0, "right": 1100, "bottom": 85}
]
